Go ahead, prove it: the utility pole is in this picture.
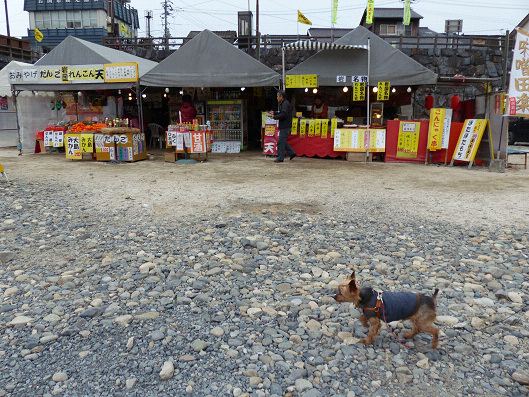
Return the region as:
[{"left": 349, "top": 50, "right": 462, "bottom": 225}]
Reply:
[
  {"left": 145, "top": 10, "right": 153, "bottom": 38},
  {"left": 162, "top": 0, "right": 174, "bottom": 51},
  {"left": 4, "top": 0, "right": 10, "bottom": 37},
  {"left": 4, "top": 0, "right": 12, "bottom": 58}
]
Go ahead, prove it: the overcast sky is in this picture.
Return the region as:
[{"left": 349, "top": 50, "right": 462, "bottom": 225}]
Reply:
[{"left": 2, "top": 0, "right": 528, "bottom": 39}]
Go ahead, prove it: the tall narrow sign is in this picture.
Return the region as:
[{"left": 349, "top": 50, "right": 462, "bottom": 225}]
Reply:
[
  {"left": 508, "top": 29, "right": 529, "bottom": 117},
  {"left": 366, "top": 0, "right": 375, "bottom": 24},
  {"left": 332, "top": 0, "right": 339, "bottom": 24},
  {"left": 403, "top": 0, "right": 411, "bottom": 26}
]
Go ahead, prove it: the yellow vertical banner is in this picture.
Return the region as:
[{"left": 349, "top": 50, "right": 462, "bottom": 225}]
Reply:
[
  {"left": 291, "top": 118, "right": 298, "bottom": 135},
  {"left": 427, "top": 108, "right": 445, "bottom": 151},
  {"left": 377, "top": 82, "right": 390, "bottom": 101},
  {"left": 332, "top": 0, "right": 339, "bottom": 24},
  {"left": 366, "top": 0, "right": 375, "bottom": 24},
  {"left": 308, "top": 119, "right": 315, "bottom": 137},
  {"left": 353, "top": 82, "right": 365, "bottom": 101},
  {"left": 300, "top": 119, "right": 307, "bottom": 138},
  {"left": 321, "top": 119, "right": 329, "bottom": 138},
  {"left": 331, "top": 118, "right": 338, "bottom": 137},
  {"left": 315, "top": 119, "right": 321, "bottom": 137},
  {"left": 403, "top": 0, "right": 411, "bottom": 25}
]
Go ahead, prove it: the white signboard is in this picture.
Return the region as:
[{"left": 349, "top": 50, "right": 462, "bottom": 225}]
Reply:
[{"left": 508, "top": 28, "right": 529, "bottom": 117}]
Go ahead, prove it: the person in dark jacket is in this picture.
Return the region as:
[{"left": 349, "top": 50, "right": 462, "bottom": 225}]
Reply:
[
  {"left": 269, "top": 90, "right": 297, "bottom": 163},
  {"left": 179, "top": 94, "right": 197, "bottom": 123}
]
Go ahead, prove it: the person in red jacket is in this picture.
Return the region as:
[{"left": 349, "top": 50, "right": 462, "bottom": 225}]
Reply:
[{"left": 179, "top": 94, "right": 197, "bottom": 123}]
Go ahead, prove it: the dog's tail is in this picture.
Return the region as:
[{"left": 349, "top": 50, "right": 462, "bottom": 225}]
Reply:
[{"left": 432, "top": 288, "right": 439, "bottom": 305}]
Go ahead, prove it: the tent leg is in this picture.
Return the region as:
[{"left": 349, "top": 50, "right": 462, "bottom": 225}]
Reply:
[
  {"left": 12, "top": 89, "right": 22, "bottom": 155},
  {"left": 281, "top": 47, "right": 286, "bottom": 91}
]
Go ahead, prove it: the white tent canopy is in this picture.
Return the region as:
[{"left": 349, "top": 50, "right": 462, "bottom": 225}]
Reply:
[{"left": 0, "top": 61, "right": 58, "bottom": 151}]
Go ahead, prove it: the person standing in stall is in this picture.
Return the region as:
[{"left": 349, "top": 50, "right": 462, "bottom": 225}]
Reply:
[
  {"left": 179, "top": 94, "right": 197, "bottom": 123},
  {"left": 269, "top": 90, "right": 297, "bottom": 163},
  {"left": 310, "top": 94, "right": 328, "bottom": 119}
]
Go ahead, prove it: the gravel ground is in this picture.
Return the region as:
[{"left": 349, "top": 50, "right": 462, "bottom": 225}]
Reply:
[{"left": 0, "top": 148, "right": 528, "bottom": 397}]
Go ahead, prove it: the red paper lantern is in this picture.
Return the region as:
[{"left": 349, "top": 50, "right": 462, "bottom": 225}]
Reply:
[
  {"left": 450, "top": 95, "right": 460, "bottom": 110},
  {"left": 425, "top": 94, "right": 434, "bottom": 110}
]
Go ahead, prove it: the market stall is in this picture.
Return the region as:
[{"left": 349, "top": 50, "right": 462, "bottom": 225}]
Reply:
[
  {"left": 9, "top": 36, "right": 157, "bottom": 157},
  {"left": 140, "top": 29, "right": 280, "bottom": 154},
  {"left": 284, "top": 26, "right": 438, "bottom": 160}
]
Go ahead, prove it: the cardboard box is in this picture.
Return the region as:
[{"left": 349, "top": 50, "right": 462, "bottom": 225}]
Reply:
[
  {"left": 164, "top": 152, "right": 177, "bottom": 162},
  {"left": 346, "top": 152, "right": 372, "bottom": 162}
]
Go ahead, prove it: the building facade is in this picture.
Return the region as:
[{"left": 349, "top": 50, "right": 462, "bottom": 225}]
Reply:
[
  {"left": 359, "top": 8, "right": 423, "bottom": 36},
  {"left": 23, "top": 0, "right": 139, "bottom": 48}
]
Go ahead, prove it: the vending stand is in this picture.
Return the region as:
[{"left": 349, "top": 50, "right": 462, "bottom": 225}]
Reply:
[
  {"left": 283, "top": 26, "right": 438, "bottom": 161},
  {"left": 140, "top": 29, "right": 280, "bottom": 155},
  {"left": 8, "top": 36, "right": 157, "bottom": 158}
]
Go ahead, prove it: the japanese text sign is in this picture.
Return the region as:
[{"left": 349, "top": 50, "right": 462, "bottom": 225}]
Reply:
[
  {"left": 452, "top": 119, "right": 488, "bottom": 162},
  {"left": 508, "top": 28, "right": 529, "bottom": 117},
  {"left": 285, "top": 74, "right": 318, "bottom": 88},
  {"left": 377, "top": 81, "right": 390, "bottom": 101}
]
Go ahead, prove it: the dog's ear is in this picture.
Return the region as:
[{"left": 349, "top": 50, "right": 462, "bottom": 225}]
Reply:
[
  {"left": 350, "top": 271, "right": 355, "bottom": 280},
  {"left": 348, "top": 277, "right": 357, "bottom": 292}
]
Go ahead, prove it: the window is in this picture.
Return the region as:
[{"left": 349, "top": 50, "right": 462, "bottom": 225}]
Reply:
[
  {"left": 34, "top": 10, "right": 101, "bottom": 30},
  {"left": 66, "top": 11, "right": 82, "bottom": 28},
  {"left": 380, "top": 24, "right": 398, "bottom": 35}
]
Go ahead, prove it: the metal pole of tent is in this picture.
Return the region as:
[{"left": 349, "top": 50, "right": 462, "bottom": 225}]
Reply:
[
  {"left": 366, "top": 38, "right": 370, "bottom": 162},
  {"left": 12, "top": 89, "right": 22, "bottom": 155},
  {"left": 136, "top": 81, "right": 144, "bottom": 134},
  {"left": 282, "top": 47, "right": 286, "bottom": 91}
]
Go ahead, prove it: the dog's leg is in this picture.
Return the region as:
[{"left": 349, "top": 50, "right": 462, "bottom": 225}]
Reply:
[
  {"left": 420, "top": 323, "right": 439, "bottom": 349},
  {"left": 360, "top": 317, "right": 381, "bottom": 345},
  {"left": 403, "top": 316, "right": 419, "bottom": 340},
  {"left": 359, "top": 314, "right": 369, "bottom": 328}
]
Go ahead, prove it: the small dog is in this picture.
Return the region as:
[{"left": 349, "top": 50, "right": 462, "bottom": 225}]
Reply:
[{"left": 334, "top": 271, "right": 439, "bottom": 349}]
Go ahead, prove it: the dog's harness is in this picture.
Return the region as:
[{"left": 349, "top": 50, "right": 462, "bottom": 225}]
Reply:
[
  {"left": 363, "top": 291, "right": 422, "bottom": 350},
  {"left": 362, "top": 291, "right": 384, "bottom": 318},
  {"left": 363, "top": 291, "right": 421, "bottom": 320}
]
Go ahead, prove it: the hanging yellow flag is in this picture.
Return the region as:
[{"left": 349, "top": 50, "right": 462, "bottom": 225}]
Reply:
[
  {"left": 403, "top": 0, "right": 411, "bottom": 26},
  {"left": 366, "top": 0, "right": 375, "bottom": 24},
  {"left": 34, "top": 27, "right": 43, "bottom": 43},
  {"left": 120, "top": 22, "right": 131, "bottom": 37},
  {"left": 332, "top": 0, "right": 339, "bottom": 25},
  {"left": 297, "top": 11, "right": 312, "bottom": 26}
]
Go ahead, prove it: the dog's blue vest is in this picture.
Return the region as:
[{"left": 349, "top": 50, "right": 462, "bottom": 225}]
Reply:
[{"left": 363, "top": 291, "right": 419, "bottom": 323}]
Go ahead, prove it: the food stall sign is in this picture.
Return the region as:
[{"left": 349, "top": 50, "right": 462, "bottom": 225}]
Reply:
[
  {"left": 65, "top": 134, "right": 82, "bottom": 159},
  {"left": 452, "top": 119, "right": 490, "bottom": 162},
  {"left": 285, "top": 74, "right": 318, "bottom": 88},
  {"left": 508, "top": 28, "right": 529, "bottom": 117},
  {"left": 353, "top": 82, "right": 366, "bottom": 101},
  {"left": 377, "top": 81, "right": 390, "bottom": 101},
  {"left": 427, "top": 108, "right": 453, "bottom": 150},
  {"left": 333, "top": 129, "right": 386, "bottom": 152},
  {"left": 396, "top": 121, "right": 421, "bottom": 158},
  {"left": 352, "top": 75, "right": 368, "bottom": 83},
  {"left": 104, "top": 63, "right": 139, "bottom": 83},
  {"left": 9, "top": 65, "right": 106, "bottom": 84}
]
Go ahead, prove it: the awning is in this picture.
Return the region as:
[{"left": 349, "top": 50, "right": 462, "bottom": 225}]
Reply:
[{"left": 283, "top": 41, "right": 368, "bottom": 51}]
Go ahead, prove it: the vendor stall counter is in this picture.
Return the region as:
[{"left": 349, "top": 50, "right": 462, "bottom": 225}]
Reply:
[
  {"left": 286, "top": 118, "right": 347, "bottom": 158},
  {"left": 64, "top": 127, "right": 146, "bottom": 162}
]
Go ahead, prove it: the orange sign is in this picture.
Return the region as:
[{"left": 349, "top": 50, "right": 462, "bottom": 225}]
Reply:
[{"left": 191, "top": 132, "right": 207, "bottom": 153}]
